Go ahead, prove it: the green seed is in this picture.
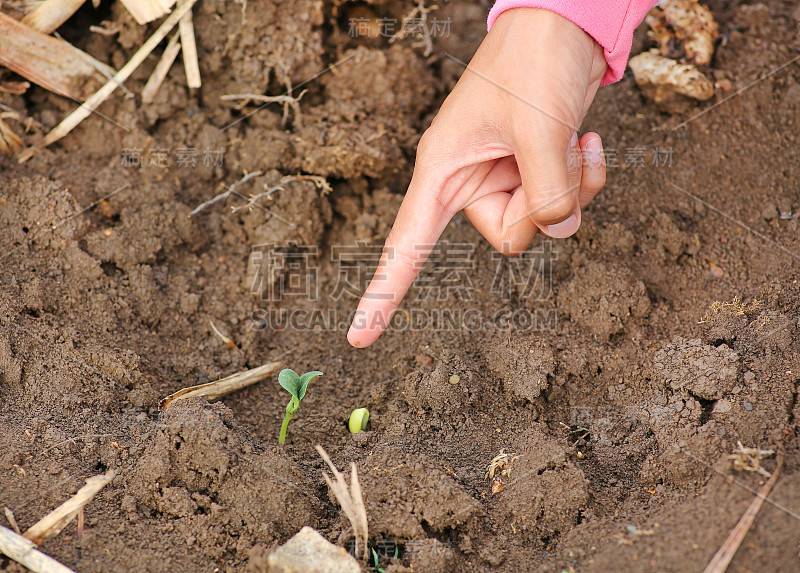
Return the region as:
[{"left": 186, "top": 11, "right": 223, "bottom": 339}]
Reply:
[{"left": 348, "top": 408, "right": 370, "bottom": 433}]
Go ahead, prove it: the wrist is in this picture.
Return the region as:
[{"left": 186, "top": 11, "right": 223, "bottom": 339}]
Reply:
[{"left": 491, "top": 8, "right": 607, "bottom": 85}]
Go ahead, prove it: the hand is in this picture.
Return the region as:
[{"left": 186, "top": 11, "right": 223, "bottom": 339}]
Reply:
[{"left": 347, "top": 8, "right": 609, "bottom": 347}]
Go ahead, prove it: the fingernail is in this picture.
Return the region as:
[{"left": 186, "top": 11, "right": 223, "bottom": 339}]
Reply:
[
  {"left": 545, "top": 213, "right": 580, "bottom": 239},
  {"left": 586, "top": 137, "right": 603, "bottom": 165}
]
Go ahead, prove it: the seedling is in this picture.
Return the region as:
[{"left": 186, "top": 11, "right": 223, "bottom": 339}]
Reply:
[
  {"left": 348, "top": 407, "right": 370, "bottom": 433},
  {"left": 278, "top": 368, "right": 322, "bottom": 444},
  {"left": 371, "top": 544, "right": 399, "bottom": 572}
]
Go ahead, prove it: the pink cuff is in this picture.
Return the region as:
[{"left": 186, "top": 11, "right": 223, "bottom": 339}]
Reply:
[{"left": 488, "top": 1, "right": 658, "bottom": 86}]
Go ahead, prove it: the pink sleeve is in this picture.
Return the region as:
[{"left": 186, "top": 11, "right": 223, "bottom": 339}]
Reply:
[{"left": 488, "top": 1, "right": 659, "bottom": 86}]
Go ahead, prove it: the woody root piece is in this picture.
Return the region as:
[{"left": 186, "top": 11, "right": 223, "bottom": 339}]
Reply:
[{"left": 160, "top": 361, "right": 283, "bottom": 409}]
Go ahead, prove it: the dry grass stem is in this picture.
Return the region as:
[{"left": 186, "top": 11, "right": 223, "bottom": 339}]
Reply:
[
  {"left": 0, "top": 525, "right": 75, "bottom": 573},
  {"left": 485, "top": 450, "right": 520, "bottom": 480},
  {"left": 703, "top": 452, "right": 783, "bottom": 573},
  {"left": 0, "top": 80, "right": 31, "bottom": 95},
  {"left": 160, "top": 360, "right": 283, "bottom": 409},
  {"left": 23, "top": 469, "right": 116, "bottom": 545},
  {"left": 315, "top": 445, "right": 368, "bottom": 560},
  {"left": 0, "top": 114, "right": 24, "bottom": 156},
  {"left": 178, "top": 0, "right": 201, "bottom": 88},
  {"left": 118, "top": 0, "right": 176, "bottom": 25},
  {"left": 21, "top": 0, "right": 87, "bottom": 34},
  {"left": 141, "top": 31, "right": 181, "bottom": 104},
  {"left": 4, "top": 508, "right": 20, "bottom": 535},
  {"left": 699, "top": 297, "right": 762, "bottom": 324},
  {"left": 0, "top": 12, "right": 108, "bottom": 100}
]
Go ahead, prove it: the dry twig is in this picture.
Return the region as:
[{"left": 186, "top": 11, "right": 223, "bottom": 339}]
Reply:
[
  {"left": 315, "top": 445, "right": 369, "bottom": 560},
  {"left": 160, "top": 360, "right": 283, "bottom": 409}
]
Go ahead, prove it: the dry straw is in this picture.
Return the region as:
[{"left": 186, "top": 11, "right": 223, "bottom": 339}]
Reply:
[{"left": 315, "top": 445, "right": 368, "bottom": 560}]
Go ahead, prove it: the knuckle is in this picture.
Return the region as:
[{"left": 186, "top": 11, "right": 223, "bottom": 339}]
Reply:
[{"left": 526, "top": 194, "right": 577, "bottom": 225}]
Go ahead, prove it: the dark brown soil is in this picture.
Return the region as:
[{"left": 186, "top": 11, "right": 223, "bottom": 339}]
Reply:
[{"left": 2, "top": 1, "right": 800, "bottom": 572}]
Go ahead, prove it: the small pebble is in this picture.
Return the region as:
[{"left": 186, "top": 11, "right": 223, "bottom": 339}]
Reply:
[
  {"left": 713, "top": 400, "right": 732, "bottom": 414},
  {"left": 674, "top": 401, "right": 684, "bottom": 412},
  {"left": 449, "top": 374, "right": 460, "bottom": 385},
  {"left": 715, "top": 78, "right": 732, "bottom": 91},
  {"left": 761, "top": 204, "right": 777, "bottom": 221},
  {"left": 743, "top": 401, "right": 753, "bottom": 411},
  {"left": 708, "top": 262, "right": 724, "bottom": 278}
]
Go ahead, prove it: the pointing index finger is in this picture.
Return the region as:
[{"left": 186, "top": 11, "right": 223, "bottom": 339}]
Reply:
[{"left": 347, "top": 178, "right": 453, "bottom": 348}]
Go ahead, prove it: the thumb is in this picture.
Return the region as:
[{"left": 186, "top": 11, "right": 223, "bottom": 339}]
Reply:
[{"left": 513, "top": 128, "right": 582, "bottom": 239}]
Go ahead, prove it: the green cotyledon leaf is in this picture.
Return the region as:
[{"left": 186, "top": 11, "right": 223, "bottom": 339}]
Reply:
[
  {"left": 298, "top": 371, "right": 323, "bottom": 401},
  {"left": 278, "top": 368, "right": 301, "bottom": 399}
]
